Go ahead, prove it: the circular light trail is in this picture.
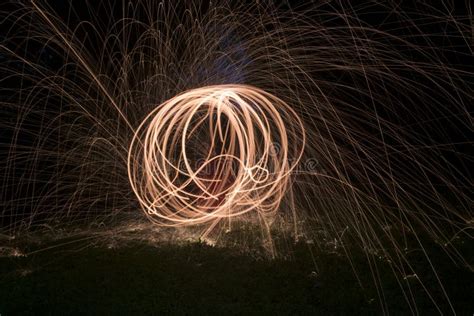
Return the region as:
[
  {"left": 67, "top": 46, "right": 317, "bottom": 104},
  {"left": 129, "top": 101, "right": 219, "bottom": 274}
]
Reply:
[{"left": 127, "top": 84, "right": 305, "bottom": 228}]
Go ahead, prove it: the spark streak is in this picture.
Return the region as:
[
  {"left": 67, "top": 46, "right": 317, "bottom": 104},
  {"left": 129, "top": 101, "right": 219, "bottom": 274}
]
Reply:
[{"left": 0, "top": 1, "right": 472, "bottom": 312}]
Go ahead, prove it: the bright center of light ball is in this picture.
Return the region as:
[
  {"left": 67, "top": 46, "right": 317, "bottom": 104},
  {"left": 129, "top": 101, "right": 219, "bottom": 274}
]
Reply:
[{"left": 127, "top": 84, "right": 305, "bottom": 228}]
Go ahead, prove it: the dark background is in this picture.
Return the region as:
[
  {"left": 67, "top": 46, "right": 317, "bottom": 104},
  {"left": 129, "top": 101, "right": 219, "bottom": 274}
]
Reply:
[{"left": 0, "top": 1, "right": 472, "bottom": 314}]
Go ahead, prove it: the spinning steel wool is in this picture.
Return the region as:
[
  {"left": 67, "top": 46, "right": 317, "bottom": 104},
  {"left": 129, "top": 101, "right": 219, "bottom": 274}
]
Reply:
[
  {"left": 0, "top": 1, "right": 472, "bottom": 312},
  {"left": 128, "top": 84, "right": 304, "bottom": 231}
]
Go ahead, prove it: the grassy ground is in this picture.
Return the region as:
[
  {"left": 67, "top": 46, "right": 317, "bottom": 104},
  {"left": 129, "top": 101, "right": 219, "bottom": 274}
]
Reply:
[{"left": 0, "top": 231, "right": 472, "bottom": 315}]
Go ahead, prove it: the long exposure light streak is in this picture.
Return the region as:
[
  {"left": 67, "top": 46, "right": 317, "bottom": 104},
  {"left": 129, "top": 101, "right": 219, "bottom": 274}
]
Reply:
[
  {"left": 0, "top": 0, "right": 472, "bottom": 313},
  {"left": 128, "top": 84, "right": 305, "bottom": 231}
]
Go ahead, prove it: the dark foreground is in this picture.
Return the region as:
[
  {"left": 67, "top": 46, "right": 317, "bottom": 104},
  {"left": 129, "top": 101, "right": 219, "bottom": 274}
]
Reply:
[{"left": 0, "top": 234, "right": 472, "bottom": 315}]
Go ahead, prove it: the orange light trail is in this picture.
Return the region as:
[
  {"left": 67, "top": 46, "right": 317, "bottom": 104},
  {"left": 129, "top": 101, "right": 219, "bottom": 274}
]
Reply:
[{"left": 127, "top": 84, "right": 305, "bottom": 232}]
